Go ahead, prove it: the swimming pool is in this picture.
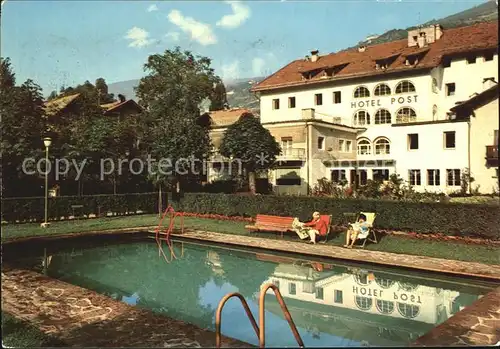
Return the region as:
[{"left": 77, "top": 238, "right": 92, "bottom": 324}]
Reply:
[{"left": 10, "top": 238, "right": 494, "bottom": 347}]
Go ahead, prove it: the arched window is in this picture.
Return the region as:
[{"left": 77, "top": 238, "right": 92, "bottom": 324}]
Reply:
[
  {"left": 375, "top": 276, "right": 395, "bottom": 289},
  {"left": 396, "top": 107, "right": 417, "bottom": 123},
  {"left": 376, "top": 300, "right": 395, "bottom": 314},
  {"left": 395, "top": 81, "right": 416, "bottom": 94},
  {"left": 354, "top": 274, "right": 370, "bottom": 285},
  {"left": 354, "top": 110, "right": 371, "bottom": 126},
  {"left": 354, "top": 86, "right": 370, "bottom": 98},
  {"left": 355, "top": 296, "right": 373, "bottom": 311},
  {"left": 432, "top": 78, "right": 438, "bottom": 93},
  {"left": 374, "top": 84, "right": 391, "bottom": 96},
  {"left": 398, "top": 282, "right": 419, "bottom": 292},
  {"left": 432, "top": 105, "right": 438, "bottom": 120},
  {"left": 374, "top": 109, "right": 391, "bottom": 124},
  {"left": 374, "top": 138, "right": 390, "bottom": 155},
  {"left": 357, "top": 139, "right": 371, "bottom": 155},
  {"left": 397, "top": 303, "right": 420, "bottom": 319}
]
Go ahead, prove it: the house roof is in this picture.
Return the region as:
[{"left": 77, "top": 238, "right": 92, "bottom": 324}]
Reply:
[
  {"left": 44, "top": 93, "right": 80, "bottom": 116},
  {"left": 450, "top": 83, "right": 499, "bottom": 113},
  {"left": 44, "top": 93, "right": 142, "bottom": 116},
  {"left": 251, "top": 21, "right": 498, "bottom": 92},
  {"left": 101, "top": 99, "right": 143, "bottom": 115},
  {"left": 206, "top": 108, "right": 252, "bottom": 127}
]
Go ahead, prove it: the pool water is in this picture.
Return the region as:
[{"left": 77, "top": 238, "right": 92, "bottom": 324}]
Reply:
[{"left": 13, "top": 239, "right": 491, "bottom": 347}]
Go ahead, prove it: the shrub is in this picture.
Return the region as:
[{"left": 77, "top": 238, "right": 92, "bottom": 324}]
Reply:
[
  {"left": 1, "top": 192, "right": 161, "bottom": 223},
  {"left": 172, "top": 193, "right": 500, "bottom": 240}
]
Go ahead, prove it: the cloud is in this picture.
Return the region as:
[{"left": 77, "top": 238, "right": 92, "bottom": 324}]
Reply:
[
  {"left": 216, "top": 1, "right": 251, "bottom": 29},
  {"left": 165, "top": 32, "right": 180, "bottom": 42},
  {"left": 221, "top": 61, "right": 240, "bottom": 82},
  {"left": 147, "top": 4, "right": 158, "bottom": 12},
  {"left": 251, "top": 53, "right": 278, "bottom": 77},
  {"left": 167, "top": 10, "right": 217, "bottom": 46},
  {"left": 124, "top": 27, "right": 154, "bottom": 48},
  {"left": 252, "top": 57, "right": 265, "bottom": 76}
]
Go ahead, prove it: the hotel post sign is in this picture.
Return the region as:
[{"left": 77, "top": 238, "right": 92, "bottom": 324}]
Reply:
[{"left": 351, "top": 95, "right": 418, "bottom": 108}]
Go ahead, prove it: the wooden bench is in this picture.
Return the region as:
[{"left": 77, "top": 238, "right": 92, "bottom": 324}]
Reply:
[{"left": 245, "top": 214, "right": 295, "bottom": 238}]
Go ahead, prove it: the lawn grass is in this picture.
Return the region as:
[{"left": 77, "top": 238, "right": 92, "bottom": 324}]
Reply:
[
  {"left": 2, "top": 214, "right": 499, "bottom": 265},
  {"left": 1, "top": 312, "right": 65, "bottom": 347}
]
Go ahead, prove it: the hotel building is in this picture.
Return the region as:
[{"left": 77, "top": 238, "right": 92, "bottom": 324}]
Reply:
[{"left": 249, "top": 21, "right": 499, "bottom": 195}]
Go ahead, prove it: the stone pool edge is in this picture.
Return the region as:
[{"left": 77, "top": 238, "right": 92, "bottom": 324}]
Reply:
[
  {"left": 169, "top": 230, "right": 500, "bottom": 281},
  {"left": 1, "top": 265, "right": 253, "bottom": 348},
  {"left": 412, "top": 286, "right": 500, "bottom": 346}
]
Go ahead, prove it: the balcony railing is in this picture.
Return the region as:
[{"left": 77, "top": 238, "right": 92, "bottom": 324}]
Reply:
[
  {"left": 486, "top": 145, "right": 498, "bottom": 160},
  {"left": 278, "top": 148, "right": 306, "bottom": 160},
  {"left": 394, "top": 115, "right": 418, "bottom": 124}
]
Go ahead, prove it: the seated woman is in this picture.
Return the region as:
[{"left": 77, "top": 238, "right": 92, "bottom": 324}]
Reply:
[
  {"left": 302, "top": 211, "right": 328, "bottom": 244},
  {"left": 344, "top": 213, "right": 370, "bottom": 248}
]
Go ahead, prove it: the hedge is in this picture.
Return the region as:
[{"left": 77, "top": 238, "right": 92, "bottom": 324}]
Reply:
[
  {"left": 3, "top": 192, "right": 499, "bottom": 240},
  {"left": 172, "top": 193, "right": 500, "bottom": 240},
  {"left": 1, "top": 192, "right": 164, "bottom": 222}
]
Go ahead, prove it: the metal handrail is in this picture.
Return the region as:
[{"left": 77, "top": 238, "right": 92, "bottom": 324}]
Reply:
[
  {"left": 215, "top": 292, "right": 260, "bottom": 348},
  {"left": 259, "top": 283, "right": 304, "bottom": 348},
  {"left": 215, "top": 285, "right": 305, "bottom": 348}
]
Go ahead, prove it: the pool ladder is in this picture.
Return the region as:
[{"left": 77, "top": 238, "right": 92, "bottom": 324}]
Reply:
[{"left": 215, "top": 283, "right": 305, "bottom": 348}]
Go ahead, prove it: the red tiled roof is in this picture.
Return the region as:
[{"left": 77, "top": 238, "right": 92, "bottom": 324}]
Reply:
[
  {"left": 207, "top": 108, "right": 252, "bottom": 127},
  {"left": 251, "top": 22, "right": 498, "bottom": 92}
]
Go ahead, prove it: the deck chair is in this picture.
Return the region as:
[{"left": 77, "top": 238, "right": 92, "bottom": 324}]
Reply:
[
  {"left": 350, "top": 212, "right": 377, "bottom": 248},
  {"left": 318, "top": 214, "right": 333, "bottom": 244}
]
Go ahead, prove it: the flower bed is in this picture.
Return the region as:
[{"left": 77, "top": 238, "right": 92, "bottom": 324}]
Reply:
[{"left": 180, "top": 212, "right": 254, "bottom": 222}]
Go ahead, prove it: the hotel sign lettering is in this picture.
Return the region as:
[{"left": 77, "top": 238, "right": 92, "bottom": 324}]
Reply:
[
  {"left": 351, "top": 95, "right": 418, "bottom": 109},
  {"left": 353, "top": 286, "right": 422, "bottom": 304}
]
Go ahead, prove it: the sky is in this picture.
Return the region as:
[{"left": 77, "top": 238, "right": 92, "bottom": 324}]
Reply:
[{"left": 1, "top": 0, "right": 487, "bottom": 95}]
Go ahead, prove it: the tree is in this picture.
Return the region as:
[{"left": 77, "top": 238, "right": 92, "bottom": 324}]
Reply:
[
  {"left": 47, "top": 90, "right": 58, "bottom": 101},
  {"left": 209, "top": 80, "right": 228, "bottom": 111},
  {"left": 219, "top": 114, "right": 281, "bottom": 194},
  {"left": 95, "top": 77, "right": 115, "bottom": 104},
  {"left": 136, "top": 47, "right": 219, "bottom": 193},
  {"left": 0, "top": 57, "right": 46, "bottom": 197}
]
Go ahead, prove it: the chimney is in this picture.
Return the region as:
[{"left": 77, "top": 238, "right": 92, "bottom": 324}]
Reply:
[
  {"left": 118, "top": 94, "right": 126, "bottom": 103},
  {"left": 434, "top": 24, "right": 443, "bottom": 40},
  {"left": 310, "top": 50, "right": 319, "bottom": 62},
  {"left": 302, "top": 108, "right": 315, "bottom": 120},
  {"left": 304, "top": 55, "right": 310, "bottom": 62},
  {"left": 358, "top": 45, "right": 366, "bottom": 52},
  {"left": 483, "top": 77, "right": 497, "bottom": 90},
  {"left": 417, "top": 32, "right": 427, "bottom": 48}
]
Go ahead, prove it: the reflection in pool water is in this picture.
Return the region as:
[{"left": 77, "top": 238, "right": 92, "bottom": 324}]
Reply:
[{"left": 17, "top": 241, "right": 486, "bottom": 347}]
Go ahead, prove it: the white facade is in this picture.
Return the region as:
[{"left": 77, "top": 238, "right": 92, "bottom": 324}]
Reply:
[{"left": 256, "top": 33, "right": 498, "bottom": 194}]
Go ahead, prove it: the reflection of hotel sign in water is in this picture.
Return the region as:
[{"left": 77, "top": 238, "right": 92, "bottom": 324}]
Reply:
[
  {"left": 351, "top": 95, "right": 418, "bottom": 108},
  {"left": 352, "top": 284, "right": 422, "bottom": 304}
]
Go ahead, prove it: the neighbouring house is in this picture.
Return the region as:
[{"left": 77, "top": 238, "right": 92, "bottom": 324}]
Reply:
[
  {"left": 44, "top": 93, "right": 143, "bottom": 119},
  {"left": 449, "top": 82, "right": 499, "bottom": 194},
  {"left": 199, "top": 107, "right": 254, "bottom": 183}
]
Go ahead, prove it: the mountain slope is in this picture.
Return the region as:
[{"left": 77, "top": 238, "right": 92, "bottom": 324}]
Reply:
[
  {"left": 347, "top": 1, "right": 497, "bottom": 49},
  {"left": 108, "top": 77, "right": 265, "bottom": 114}
]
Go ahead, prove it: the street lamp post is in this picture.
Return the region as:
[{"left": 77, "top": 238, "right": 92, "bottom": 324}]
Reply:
[{"left": 41, "top": 137, "right": 52, "bottom": 228}]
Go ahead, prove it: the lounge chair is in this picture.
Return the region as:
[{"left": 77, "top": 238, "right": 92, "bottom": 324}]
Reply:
[
  {"left": 349, "top": 212, "right": 377, "bottom": 248},
  {"left": 318, "top": 214, "right": 333, "bottom": 243}
]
